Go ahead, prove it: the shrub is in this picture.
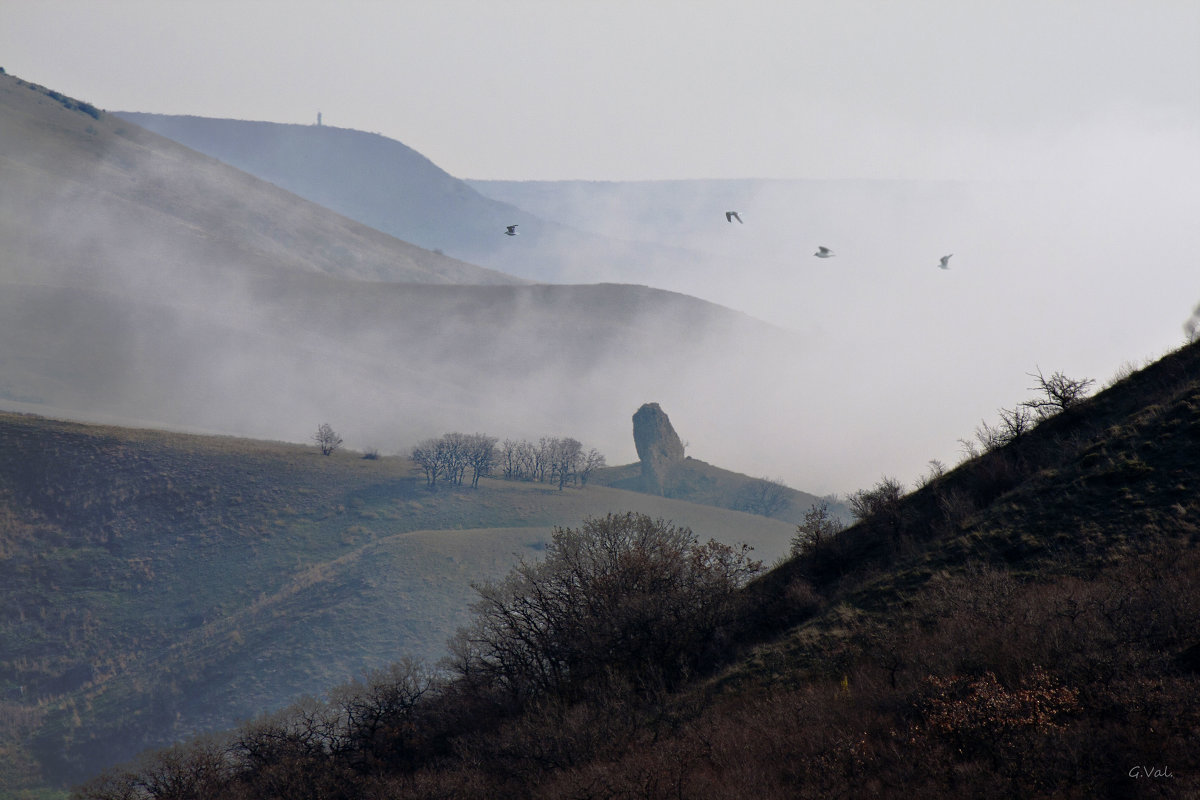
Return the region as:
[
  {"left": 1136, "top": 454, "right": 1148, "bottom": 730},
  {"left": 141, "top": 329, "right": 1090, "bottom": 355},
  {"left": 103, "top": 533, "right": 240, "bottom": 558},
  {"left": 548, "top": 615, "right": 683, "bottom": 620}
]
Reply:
[
  {"left": 790, "top": 500, "right": 845, "bottom": 557},
  {"left": 449, "top": 512, "right": 762, "bottom": 702},
  {"left": 312, "top": 423, "right": 343, "bottom": 456}
]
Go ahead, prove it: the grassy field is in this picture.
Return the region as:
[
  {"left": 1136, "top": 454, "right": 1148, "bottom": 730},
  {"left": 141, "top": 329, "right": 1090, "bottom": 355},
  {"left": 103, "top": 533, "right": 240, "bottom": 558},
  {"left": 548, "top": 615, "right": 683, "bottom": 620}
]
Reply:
[{"left": 0, "top": 411, "right": 795, "bottom": 793}]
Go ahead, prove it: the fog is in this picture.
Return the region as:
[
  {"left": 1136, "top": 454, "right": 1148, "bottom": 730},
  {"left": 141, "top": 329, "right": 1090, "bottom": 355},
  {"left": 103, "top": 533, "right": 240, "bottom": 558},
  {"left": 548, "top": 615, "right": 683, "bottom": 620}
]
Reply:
[
  {"left": 6, "top": 82, "right": 1200, "bottom": 498},
  {"left": 0, "top": 101, "right": 812, "bottom": 492},
  {"left": 463, "top": 147, "right": 1200, "bottom": 493},
  {"left": 2, "top": 0, "right": 1199, "bottom": 496}
]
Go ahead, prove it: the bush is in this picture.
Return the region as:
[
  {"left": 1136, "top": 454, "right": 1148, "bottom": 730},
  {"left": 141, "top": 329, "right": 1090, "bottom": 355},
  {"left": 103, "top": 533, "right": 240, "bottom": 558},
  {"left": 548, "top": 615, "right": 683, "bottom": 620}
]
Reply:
[
  {"left": 790, "top": 500, "right": 844, "bottom": 557},
  {"left": 312, "top": 423, "right": 343, "bottom": 456},
  {"left": 847, "top": 476, "right": 904, "bottom": 523},
  {"left": 449, "top": 512, "right": 762, "bottom": 702}
]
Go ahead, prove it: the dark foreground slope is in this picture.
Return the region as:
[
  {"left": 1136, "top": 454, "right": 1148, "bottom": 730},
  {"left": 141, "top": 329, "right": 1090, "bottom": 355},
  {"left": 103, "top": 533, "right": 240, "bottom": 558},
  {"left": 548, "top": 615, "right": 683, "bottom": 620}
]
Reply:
[
  {"left": 0, "top": 412, "right": 796, "bottom": 794},
  {"left": 79, "top": 340, "right": 1200, "bottom": 799}
]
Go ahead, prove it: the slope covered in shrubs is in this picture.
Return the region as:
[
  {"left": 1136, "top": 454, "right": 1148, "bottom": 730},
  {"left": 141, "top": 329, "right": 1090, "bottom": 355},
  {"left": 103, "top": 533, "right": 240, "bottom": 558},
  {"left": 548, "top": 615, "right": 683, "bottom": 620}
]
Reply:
[
  {"left": 75, "top": 342, "right": 1200, "bottom": 798},
  {"left": 0, "top": 412, "right": 796, "bottom": 795}
]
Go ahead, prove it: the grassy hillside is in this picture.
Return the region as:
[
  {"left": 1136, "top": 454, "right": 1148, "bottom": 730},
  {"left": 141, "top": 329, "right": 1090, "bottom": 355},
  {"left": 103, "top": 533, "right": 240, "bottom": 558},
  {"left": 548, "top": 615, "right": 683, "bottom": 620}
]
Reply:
[
  {"left": 0, "top": 73, "right": 518, "bottom": 288},
  {"left": 0, "top": 411, "right": 795, "bottom": 793},
  {"left": 592, "top": 455, "right": 844, "bottom": 525},
  {"left": 77, "top": 340, "right": 1200, "bottom": 799}
]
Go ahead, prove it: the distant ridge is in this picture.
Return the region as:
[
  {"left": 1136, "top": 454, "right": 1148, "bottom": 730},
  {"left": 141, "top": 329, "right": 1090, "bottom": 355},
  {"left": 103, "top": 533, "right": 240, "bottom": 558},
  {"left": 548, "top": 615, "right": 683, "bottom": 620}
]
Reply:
[
  {"left": 115, "top": 112, "right": 707, "bottom": 283},
  {"left": 0, "top": 74, "right": 520, "bottom": 287}
]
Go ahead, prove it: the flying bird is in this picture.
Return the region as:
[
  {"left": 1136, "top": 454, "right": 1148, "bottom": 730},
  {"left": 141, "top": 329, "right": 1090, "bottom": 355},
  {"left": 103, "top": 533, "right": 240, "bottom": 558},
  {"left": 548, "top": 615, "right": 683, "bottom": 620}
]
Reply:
[
  {"left": 504, "top": 225, "right": 519, "bottom": 236},
  {"left": 726, "top": 211, "right": 743, "bottom": 224},
  {"left": 814, "top": 246, "right": 835, "bottom": 258},
  {"left": 938, "top": 254, "right": 953, "bottom": 269}
]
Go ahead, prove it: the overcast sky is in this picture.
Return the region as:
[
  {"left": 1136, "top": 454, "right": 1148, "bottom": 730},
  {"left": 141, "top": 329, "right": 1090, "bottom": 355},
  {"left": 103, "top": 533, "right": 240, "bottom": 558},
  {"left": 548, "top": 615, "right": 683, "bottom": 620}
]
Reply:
[{"left": 4, "top": 0, "right": 1198, "bottom": 181}]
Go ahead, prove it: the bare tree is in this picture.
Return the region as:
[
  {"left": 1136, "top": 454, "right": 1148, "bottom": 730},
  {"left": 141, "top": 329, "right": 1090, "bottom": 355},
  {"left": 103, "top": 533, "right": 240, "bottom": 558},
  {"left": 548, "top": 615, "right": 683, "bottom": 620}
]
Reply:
[
  {"left": 313, "top": 423, "right": 343, "bottom": 456},
  {"left": 532, "top": 437, "right": 552, "bottom": 483},
  {"left": 1021, "top": 367, "right": 1095, "bottom": 418},
  {"left": 997, "top": 404, "right": 1035, "bottom": 439},
  {"left": 326, "top": 658, "right": 436, "bottom": 769},
  {"left": 969, "top": 403, "right": 1034, "bottom": 455},
  {"left": 790, "top": 500, "right": 845, "bottom": 557},
  {"left": 500, "top": 438, "right": 522, "bottom": 480},
  {"left": 550, "top": 437, "right": 583, "bottom": 490},
  {"left": 916, "top": 459, "right": 948, "bottom": 489},
  {"left": 441, "top": 433, "right": 470, "bottom": 486},
  {"left": 411, "top": 438, "right": 445, "bottom": 488},
  {"left": 734, "top": 476, "right": 792, "bottom": 517},
  {"left": 577, "top": 447, "right": 606, "bottom": 486},
  {"left": 466, "top": 433, "right": 498, "bottom": 488}
]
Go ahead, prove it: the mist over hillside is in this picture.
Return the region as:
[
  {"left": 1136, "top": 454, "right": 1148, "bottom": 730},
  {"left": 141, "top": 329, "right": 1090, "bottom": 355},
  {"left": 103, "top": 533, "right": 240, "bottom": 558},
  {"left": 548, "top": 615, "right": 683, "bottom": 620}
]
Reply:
[
  {"left": 109, "top": 109, "right": 1200, "bottom": 492},
  {"left": 468, "top": 172, "right": 1200, "bottom": 486},
  {"left": 1, "top": 74, "right": 812, "bottom": 492}
]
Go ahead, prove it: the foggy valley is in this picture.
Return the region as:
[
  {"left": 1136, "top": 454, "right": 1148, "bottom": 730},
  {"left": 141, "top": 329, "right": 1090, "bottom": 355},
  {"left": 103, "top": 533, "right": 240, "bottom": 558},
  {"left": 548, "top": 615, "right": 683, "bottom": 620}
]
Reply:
[
  {"left": 2, "top": 2, "right": 1199, "bottom": 793},
  {"left": 111, "top": 110, "right": 1200, "bottom": 494}
]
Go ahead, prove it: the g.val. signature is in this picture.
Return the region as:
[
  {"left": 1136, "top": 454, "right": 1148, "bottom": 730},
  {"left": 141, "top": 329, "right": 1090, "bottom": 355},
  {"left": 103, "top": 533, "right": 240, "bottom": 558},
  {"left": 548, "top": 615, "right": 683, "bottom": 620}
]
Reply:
[{"left": 1128, "top": 765, "right": 1174, "bottom": 779}]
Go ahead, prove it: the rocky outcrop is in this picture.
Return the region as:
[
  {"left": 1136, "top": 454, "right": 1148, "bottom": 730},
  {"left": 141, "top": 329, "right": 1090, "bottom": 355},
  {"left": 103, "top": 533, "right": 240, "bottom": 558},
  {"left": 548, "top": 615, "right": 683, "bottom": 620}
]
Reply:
[{"left": 632, "top": 403, "right": 684, "bottom": 494}]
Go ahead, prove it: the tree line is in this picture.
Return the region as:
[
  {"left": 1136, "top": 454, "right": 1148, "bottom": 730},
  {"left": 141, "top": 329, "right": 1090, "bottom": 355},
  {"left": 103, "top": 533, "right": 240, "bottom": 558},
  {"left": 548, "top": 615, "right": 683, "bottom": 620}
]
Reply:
[
  {"left": 496, "top": 436, "right": 605, "bottom": 489},
  {"left": 410, "top": 433, "right": 605, "bottom": 490}
]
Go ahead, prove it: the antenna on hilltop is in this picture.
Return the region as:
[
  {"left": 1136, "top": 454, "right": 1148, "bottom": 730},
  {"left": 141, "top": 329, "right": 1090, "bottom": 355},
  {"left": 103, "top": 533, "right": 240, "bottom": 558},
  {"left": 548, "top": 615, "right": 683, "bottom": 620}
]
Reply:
[{"left": 317, "top": 112, "right": 322, "bottom": 127}]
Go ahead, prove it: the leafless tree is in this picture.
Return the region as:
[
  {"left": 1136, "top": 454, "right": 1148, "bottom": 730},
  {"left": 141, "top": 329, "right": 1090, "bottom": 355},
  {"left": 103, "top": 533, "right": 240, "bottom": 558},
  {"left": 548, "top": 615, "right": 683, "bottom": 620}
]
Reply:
[
  {"left": 313, "top": 423, "right": 343, "bottom": 456},
  {"left": 465, "top": 433, "right": 497, "bottom": 488},
  {"left": 997, "top": 404, "right": 1035, "bottom": 439},
  {"left": 790, "top": 500, "right": 846, "bottom": 557},
  {"left": 734, "top": 476, "right": 792, "bottom": 517},
  {"left": 532, "top": 437, "right": 553, "bottom": 483},
  {"left": 441, "top": 433, "right": 470, "bottom": 486},
  {"left": 577, "top": 448, "right": 606, "bottom": 486},
  {"left": 411, "top": 438, "right": 446, "bottom": 488},
  {"left": 1021, "top": 367, "right": 1095, "bottom": 418},
  {"left": 326, "top": 658, "right": 437, "bottom": 770},
  {"left": 499, "top": 438, "right": 522, "bottom": 480},
  {"left": 916, "top": 459, "right": 948, "bottom": 489},
  {"left": 549, "top": 437, "right": 583, "bottom": 490}
]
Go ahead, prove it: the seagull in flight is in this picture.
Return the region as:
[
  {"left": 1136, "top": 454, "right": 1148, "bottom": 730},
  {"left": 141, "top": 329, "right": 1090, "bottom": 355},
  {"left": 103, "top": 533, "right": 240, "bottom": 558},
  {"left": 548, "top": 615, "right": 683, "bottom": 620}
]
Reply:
[
  {"left": 726, "top": 211, "right": 743, "bottom": 224},
  {"left": 504, "top": 225, "right": 519, "bottom": 236},
  {"left": 814, "top": 246, "right": 835, "bottom": 258},
  {"left": 938, "top": 254, "right": 953, "bottom": 269}
]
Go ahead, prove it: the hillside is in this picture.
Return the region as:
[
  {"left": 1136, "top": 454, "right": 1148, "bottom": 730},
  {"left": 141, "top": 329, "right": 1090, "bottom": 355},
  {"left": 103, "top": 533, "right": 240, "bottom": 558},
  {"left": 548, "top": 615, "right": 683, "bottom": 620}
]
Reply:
[
  {"left": 592, "top": 456, "right": 842, "bottom": 526},
  {"left": 79, "top": 340, "right": 1200, "bottom": 799},
  {"left": 0, "top": 411, "right": 797, "bottom": 793},
  {"left": 0, "top": 75, "right": 518, "bottom": 288},
  {"left": 114, "top": 112, "right": 706, "bottom": 285},
  {"left": 0, "top": 73, "right": 809, "bottom": 482}
]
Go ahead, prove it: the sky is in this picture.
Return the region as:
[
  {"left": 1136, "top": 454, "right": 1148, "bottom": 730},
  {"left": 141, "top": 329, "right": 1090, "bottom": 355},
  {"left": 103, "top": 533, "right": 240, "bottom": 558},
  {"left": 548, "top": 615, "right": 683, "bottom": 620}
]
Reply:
[
  {"left": 3, "top": 1, "right": 1200, "bottom": 494},
  {"left": 3, "top": 0, "right": 1198, "bottom": 182}
]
